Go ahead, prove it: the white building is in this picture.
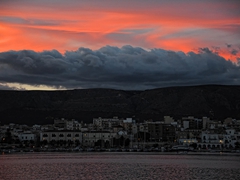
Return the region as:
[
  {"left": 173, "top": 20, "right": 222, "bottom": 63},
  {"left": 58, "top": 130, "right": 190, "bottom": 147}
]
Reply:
[
  {"left": 197, "top": 130, "right": 239, "bottom": 149},
  {"left": 93, "top": 117, "right": 122, "bottom": 130},
  {"left": 18, "top": 131, "right": 35, "bottom": 142},
  {"left": 82, "top": 131, "right": 117, "bottom": 147},
  {"left": 40, "top": 131, "right": 82, "bottom": 144}
]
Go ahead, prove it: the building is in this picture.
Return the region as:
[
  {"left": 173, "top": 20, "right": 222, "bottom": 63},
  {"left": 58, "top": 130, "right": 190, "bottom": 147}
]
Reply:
[
  {"left": 93, "top": 117, "right": 122, "bottom": 130},
  {"left": 162, "top": 124, "right": 175, "bottom": 142},
  {"left": 18, "top": 131, "right": 35, "bottom": 142},
  {"left": 147, "top": 122, "right": 175, "bottom": 142},
  {"left": 54, "top": 118, "right": 82, "bottom": 130},
  {"left": 198, "top": 131, "right": 223, "bottom": 149},
  {"left": 122, "top": 118, "right": 135, "bottom": 133},
  {"left": 181, "top": 116, "right": 203, "bottom": 130},
  {"left": 82, "top": 131, "right": 117, "bottom": 147},
  {"left": 40, "top": 130, "right": 82, "bottom": 146},
  {"left": 164, "top": 116, "right": 174, "bottom": 124}
]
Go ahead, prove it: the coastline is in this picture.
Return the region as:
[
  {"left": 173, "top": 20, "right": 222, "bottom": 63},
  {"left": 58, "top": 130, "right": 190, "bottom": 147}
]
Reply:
[{"left": 1, "top": 150, "right": 240, "bottom": 156}]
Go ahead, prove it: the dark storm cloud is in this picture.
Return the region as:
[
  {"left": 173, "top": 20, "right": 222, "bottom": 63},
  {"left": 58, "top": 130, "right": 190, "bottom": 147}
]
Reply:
[
  {"left": 226, "top": 43, "right": 232, "bottom": 48},
  {"left": 0, "top": 46, "right": 240, "bottom": 90},
  {"left": 231, "top": 49, "right": 238, "bottom": 56}
]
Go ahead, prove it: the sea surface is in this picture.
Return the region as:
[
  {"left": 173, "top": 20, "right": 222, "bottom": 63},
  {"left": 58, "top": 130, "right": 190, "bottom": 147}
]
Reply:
[{"left": 0, "top": 152, "right": 240, "bottom": 180}]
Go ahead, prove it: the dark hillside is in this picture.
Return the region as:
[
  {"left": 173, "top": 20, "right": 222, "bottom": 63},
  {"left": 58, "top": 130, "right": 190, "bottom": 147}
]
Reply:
[{"left": 0, "top": 85, "right": 240, "bottom": 125}]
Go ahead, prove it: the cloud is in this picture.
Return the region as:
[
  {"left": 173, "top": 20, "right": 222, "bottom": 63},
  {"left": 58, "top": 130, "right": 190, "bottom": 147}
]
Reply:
[
  {"left": 0, "top": 16, "right": 58, "bottom": 26},
  {"left": 231, "top": 49, "right": 238, "bottom": 56},
  {"left": 0, "top": 84, "right": 15, "bottom": 90},
  {"left": 0, "top": 45, "right": 240, "bottom": 90}
]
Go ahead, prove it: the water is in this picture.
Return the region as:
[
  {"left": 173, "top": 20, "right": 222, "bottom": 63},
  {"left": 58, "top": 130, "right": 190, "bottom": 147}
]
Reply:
[{"left": 0, "top": 153, "right": 240, "bottom": 180}]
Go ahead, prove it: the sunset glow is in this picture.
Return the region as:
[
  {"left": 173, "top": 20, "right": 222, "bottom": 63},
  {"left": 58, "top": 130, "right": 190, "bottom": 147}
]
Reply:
[{"left": 0, "top": 0, "right": 240, "bottom": 90}]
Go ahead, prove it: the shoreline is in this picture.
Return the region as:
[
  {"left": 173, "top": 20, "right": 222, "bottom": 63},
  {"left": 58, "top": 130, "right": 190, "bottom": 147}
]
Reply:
[{"left": 1, "top": 150, "right": 240, "bottom": 156}]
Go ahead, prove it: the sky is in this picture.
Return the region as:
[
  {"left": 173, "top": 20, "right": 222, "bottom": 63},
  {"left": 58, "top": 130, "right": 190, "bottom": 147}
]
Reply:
[{"left": 0, "top": 0, "right": 240, "bottom": 90}]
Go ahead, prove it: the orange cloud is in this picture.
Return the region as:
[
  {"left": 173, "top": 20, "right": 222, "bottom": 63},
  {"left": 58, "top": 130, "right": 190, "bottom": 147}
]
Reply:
[{"left": 0, "top": 0, "right": 239, "bottom": 61}]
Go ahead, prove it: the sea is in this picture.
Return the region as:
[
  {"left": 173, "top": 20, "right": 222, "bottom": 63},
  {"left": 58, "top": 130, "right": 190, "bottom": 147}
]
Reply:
[{"left": 0, "top": 152, "right": 240, "bottom": 180}]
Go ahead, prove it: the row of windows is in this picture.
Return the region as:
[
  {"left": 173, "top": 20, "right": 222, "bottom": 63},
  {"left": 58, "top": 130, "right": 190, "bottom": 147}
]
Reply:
[
  {"left": 86, "top": 135, "right": 113, "bottom": 138},
  {"left": 21, "top": 136, "right": 33, "bottom": 139},
  {"left": 43, "top": 134, "right": 116, "bottom": 138},
  {"left": 84, "top": 135, "right": 113, "bottom": 137},
  {"left": 43, "top": 134, "right": 80, "bottom": 137}
]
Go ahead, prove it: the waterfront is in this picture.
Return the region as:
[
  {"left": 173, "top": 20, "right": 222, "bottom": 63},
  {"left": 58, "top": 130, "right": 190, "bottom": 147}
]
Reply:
[{"left": 0, "top": 153, "right": 240, "bottom": 180}]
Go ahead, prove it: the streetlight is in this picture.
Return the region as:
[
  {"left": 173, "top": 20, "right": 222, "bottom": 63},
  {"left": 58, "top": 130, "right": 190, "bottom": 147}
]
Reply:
[{"left": 219, "top": 140, "right": 223, "bottom": 151}]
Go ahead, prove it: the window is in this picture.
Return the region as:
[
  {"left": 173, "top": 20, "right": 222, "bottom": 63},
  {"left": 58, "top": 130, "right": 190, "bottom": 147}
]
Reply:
[
  {"left": 67, "top": 134, "right": 71, "bottom": 137},
  {"left": 75, "top": 134, "right": 79, "bottom": 137},
  {"left": 52, "top": 134, "right": 56, "bottom": 137},
  {"left": 43, "top": 134, "right": 48, "bottom": 137},
  {"left": 59, "top": 134, "right": 64, "bottom": 137}
]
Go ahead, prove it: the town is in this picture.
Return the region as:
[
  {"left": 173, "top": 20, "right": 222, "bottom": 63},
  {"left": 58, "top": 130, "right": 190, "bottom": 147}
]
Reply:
[{"left": 1, "top": 116, "right": 240, "bottom": 153}]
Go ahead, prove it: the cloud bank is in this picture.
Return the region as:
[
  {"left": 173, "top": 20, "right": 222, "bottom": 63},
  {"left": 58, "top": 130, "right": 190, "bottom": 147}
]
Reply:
[{"left": 0, "top": 45, "right": 239, "bottom": 90}]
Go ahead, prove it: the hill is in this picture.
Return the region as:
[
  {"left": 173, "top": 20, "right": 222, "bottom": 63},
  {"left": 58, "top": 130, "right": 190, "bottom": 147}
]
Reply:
[{"left": 0, "top": 85, "right": 240, "bottom": 125}]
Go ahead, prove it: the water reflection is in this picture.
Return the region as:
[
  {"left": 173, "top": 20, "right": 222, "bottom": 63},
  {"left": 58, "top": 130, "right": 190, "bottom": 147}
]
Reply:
[{"left": 0, "top": 153, "right": 240, "bottom": 180}]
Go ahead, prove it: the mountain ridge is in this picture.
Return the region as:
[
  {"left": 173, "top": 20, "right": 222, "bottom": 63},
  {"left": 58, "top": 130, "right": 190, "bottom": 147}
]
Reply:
[{"left": 1, "top": 85, "right": 240, "bottom": 125}]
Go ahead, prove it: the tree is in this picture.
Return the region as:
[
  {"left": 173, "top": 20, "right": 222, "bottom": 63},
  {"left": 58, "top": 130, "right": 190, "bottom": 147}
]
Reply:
[
  {"left": 95, "top": 139, "right": 104, "bottom": 147},
  {"left": 105, "top": 140, "right": 110, "bottom": 148},
  {"left": 119, "top": 136, "right": 125, "bottom": 146},
  {"left": 67, "top": 140, "right": 73, "bottom": 147},
  {"left": 190, "top": 143, "right": 197, "bottom": 149},
  {"left": 235, "top": 142, "right": 240, "bottom": 149},
  {"left": 50, "top": 140, "right": 56, "bottom": 146},
  {"left": 14, "top": 139, "right": 21, "bottom": 145},
  {"left": 5, "top": 128, "right": 12, "bottom": 144},
  {"left": 75, "top": 140, "right": 80, "bottom": 146},
  {"left": 152, "top": 144, "right": 159, "bottom": 148},
  {"left": 124, "top": 138, "right": 130, "bottom": 147},
  {"left": 41, "top": 140, "right": 48, "bottom": 146}
]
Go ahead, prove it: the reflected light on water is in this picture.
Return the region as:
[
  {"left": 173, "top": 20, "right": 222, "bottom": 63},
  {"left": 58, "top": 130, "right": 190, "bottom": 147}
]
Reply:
[{"left": 0, "top": 153, "right": 240, "bottom": 180}]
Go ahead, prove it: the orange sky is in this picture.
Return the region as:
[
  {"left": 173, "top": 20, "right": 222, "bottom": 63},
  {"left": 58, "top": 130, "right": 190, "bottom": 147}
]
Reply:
[
  {"left": 0, "top": 0, "right": 240, "bottom": 61},
  {"left": 0, "top": 0, "right": 240, "bottom": 90}
]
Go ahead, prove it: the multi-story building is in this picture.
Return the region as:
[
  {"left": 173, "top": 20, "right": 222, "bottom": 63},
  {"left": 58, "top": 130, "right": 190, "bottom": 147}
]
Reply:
[
  {"left": 181, "top": 116, "right": 203, "bottom": 130},
  {"left": 147, "top": 122, "right": 175, "bottom": 142},
  {"left": 54, "top": 118, "right": 81, "bottom": 130},
  {"left": 54, "top": 118, "right": 66, "bottom": 129},
  {"left": 162, "top": 124, "right": 176, "bottom": 142},
  {"left": 82, "top": 131, "right": 117, "bottom": 147},
  {"left": 18, "top": 131, "right": 35, "bottom": 142},
  {"left": 122, "top": 118, "right": 135, "bottom": 133},
  {"left": 198, "top": 131, "right": 223, "bottom": 149},
  {"left": 164, "top": 116, "right": 174, "bottom": 124},
  {"left": 147, "top": 122, "right": 163, "bottom": 141},
  {"left": 40, "top": 130, "right": 82, "bottom": 146},
  {"left": 93, "top": 117, "right": 122, "bottom": 130}
]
